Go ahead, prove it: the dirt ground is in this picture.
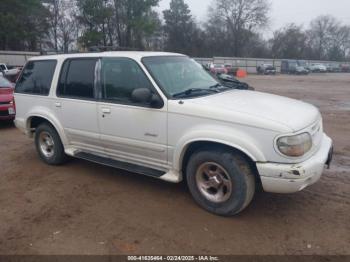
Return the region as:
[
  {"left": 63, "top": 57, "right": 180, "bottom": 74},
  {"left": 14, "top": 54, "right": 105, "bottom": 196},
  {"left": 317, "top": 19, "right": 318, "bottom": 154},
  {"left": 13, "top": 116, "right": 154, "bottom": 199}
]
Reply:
[{"left": 0, "top": 73, "right": 349, "bottom": 255}]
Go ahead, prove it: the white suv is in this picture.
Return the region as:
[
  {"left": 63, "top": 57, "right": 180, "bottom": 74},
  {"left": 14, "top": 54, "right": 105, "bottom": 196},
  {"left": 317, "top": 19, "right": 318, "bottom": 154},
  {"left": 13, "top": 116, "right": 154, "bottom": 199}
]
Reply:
[{"left": 14, "top": 52, "right": 333, "bottom": 216}]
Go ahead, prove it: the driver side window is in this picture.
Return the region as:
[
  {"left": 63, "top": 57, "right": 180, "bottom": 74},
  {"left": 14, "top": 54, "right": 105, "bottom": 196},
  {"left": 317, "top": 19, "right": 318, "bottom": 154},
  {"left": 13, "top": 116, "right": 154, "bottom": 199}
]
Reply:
[{"left": 101, "top": 58, "right": 154, "bottom": 106}]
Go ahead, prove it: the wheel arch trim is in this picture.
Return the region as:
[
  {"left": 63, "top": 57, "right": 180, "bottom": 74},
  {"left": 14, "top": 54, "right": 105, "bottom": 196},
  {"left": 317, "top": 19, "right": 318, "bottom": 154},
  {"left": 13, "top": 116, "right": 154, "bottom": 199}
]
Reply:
[
  {"left": 174, "top": 136, "right": 266, "bottom": 173},
  {"left": 25, "top": 110, "right": 68, "bottom": 146}
]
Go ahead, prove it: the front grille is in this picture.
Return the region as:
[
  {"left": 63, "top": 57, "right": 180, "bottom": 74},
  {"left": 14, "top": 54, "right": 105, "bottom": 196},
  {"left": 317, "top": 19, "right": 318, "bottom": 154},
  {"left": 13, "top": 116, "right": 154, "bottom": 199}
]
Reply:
[{"left": 0, "top": 110, "right": 9, "bottom": 117}]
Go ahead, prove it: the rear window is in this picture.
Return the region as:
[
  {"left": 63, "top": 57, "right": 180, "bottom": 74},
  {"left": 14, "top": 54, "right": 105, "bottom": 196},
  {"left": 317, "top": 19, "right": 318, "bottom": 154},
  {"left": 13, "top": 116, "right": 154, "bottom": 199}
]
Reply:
[
  {"left": 15, "top": 60, "right": 57, "bottom": 95},
  {"left": 57, "top": 59, "right": 97, "bottom": 100}
]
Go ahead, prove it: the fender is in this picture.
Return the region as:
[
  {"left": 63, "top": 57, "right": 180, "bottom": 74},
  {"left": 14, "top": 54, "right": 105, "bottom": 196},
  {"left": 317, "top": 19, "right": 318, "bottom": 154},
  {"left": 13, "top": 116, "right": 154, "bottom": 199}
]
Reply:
[
  {"left": 172, "top": 125, "right": 267, "bottom": 172},
  {"left": 25, "top": 106, "right": 69, "bottom": 146}
]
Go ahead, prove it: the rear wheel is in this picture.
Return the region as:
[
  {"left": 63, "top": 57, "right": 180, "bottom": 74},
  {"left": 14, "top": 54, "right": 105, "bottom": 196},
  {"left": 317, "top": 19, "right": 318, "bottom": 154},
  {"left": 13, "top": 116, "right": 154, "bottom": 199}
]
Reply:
[
  {"left": 186, "top": 148, "right": 256, "bottom": 216},
  {"left": 35, "top": 123, "right": 67, "bottom": 165}
]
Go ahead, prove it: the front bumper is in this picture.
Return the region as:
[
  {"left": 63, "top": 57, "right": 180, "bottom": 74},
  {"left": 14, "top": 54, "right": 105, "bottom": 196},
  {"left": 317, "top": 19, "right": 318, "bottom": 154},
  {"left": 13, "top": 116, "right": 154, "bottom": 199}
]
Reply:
[{"left": 257, "top": 134, "right": 333, "bottom": 194}]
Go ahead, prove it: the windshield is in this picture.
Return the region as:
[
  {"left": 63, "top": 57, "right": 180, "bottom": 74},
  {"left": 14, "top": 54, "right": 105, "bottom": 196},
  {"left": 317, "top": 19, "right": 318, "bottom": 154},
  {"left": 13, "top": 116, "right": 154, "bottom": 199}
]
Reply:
[
  {"left": 143, "top": 56, "right": 219, "bottom": 98},
  {"left": 0, "top": 76, "right": 12, "bottom": 88}
]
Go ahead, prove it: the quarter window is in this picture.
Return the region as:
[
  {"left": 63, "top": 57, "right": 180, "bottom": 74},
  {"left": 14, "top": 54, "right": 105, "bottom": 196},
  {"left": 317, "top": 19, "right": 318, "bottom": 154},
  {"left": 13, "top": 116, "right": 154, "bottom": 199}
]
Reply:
[
  {"left": 101, "top": 58, "right": 154, "bottom": 105},
  {"left": 57, "top": 59, "right": 97, "bottom": 99},
  {"left": 15, "top": 60, "right": 57, "bottom": 95}
]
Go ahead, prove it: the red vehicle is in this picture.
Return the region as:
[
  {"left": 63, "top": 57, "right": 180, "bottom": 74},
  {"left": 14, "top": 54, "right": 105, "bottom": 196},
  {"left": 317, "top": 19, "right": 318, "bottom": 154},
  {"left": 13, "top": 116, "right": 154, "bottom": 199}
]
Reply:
[
  {"left": 341, "top": 64, "right": 350, "bottom": 72},
  {"left": 224, "top": 64, "right": 238, "bottom": 75},
  {"left": 0, "top": 76, "right": 16, "bottom": 121},
  {"left": 210, "top": 64, "right": 228, "bottom": 75}
]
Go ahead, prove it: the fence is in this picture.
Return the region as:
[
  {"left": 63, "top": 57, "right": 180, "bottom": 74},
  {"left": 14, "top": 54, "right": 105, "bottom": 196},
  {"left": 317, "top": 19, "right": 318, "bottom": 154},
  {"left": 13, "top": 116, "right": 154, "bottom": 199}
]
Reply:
[
  {"left": 0, "top": 51, "right": 41, "bottom": 66},
  {"left": 1, "top": 50, "right": 350, "bottom": 73},
  {"left": 194, "top": 57, "right": 350, "bottom": 74}
]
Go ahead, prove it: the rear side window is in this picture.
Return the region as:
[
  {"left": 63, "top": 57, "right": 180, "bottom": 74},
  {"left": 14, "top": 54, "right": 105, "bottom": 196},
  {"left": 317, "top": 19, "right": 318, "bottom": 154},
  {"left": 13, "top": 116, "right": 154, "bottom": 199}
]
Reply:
[
  {"left": 57, "top": 59, "right": 97, "bottom": 99},
  {"left": 15, "top": 60, "right": 57, "bottom": 95}
]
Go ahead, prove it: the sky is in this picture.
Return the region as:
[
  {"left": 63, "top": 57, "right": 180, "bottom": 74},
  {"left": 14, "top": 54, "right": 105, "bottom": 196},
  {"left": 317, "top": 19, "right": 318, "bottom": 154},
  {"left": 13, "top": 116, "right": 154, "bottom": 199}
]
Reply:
[{"left": 158, "top": 0, "right": 350, "bottom": 37}]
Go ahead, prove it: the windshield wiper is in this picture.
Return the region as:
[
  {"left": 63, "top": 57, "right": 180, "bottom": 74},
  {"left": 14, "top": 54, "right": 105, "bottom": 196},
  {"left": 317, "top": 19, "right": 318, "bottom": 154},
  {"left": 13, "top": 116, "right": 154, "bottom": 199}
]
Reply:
[
  {"left": 209, "top": 82, "right": 235, "bottom": 91},
  {"left": 173, "top": 88, "right": 219, "bottom": 98},
  {"left": 209, "top": 83, "right": 222, "bottom": 89}
]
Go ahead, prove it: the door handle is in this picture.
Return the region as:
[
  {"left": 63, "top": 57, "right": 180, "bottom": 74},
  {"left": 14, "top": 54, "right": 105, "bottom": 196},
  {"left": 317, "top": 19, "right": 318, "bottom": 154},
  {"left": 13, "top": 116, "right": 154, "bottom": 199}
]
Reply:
[
  {"left": 55, "top": 102, "right": 61, "bottom": 108},
  {"left": 101, "top": 108, "right": 111, "bottom": 114}
]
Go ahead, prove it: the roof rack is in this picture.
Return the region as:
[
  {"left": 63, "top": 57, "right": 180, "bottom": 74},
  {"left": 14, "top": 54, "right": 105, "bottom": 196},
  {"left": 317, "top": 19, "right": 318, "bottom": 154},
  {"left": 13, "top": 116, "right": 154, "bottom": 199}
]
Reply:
[{"left": 88, "top": 46, "right": 141, "bottom": 52}]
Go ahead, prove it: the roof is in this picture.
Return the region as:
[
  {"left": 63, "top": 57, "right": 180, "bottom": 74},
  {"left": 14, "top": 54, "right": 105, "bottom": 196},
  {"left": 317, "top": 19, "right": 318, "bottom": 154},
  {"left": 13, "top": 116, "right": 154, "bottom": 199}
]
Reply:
[{"left": 29, "top": 51, "right": 185, "bottom": 61}]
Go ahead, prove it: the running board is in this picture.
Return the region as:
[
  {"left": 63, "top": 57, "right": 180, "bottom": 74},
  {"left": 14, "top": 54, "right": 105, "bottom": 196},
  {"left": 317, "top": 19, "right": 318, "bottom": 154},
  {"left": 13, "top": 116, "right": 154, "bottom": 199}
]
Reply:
[{"left": 75, "top": 152, "right": 166, "bottom": 178}]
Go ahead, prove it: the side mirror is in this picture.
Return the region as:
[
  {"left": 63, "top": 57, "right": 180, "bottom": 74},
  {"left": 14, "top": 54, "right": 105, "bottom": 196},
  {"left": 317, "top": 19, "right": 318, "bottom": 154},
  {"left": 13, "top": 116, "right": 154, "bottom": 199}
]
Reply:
[
  {"left": 131, "top": 88, "right": 163, "bottom": 108},
  {"left": 131, "top": 88, "right": 152, "bottom": 104},
  {"left": 150, "top": 94, "right": 164, "bottom": 108}
]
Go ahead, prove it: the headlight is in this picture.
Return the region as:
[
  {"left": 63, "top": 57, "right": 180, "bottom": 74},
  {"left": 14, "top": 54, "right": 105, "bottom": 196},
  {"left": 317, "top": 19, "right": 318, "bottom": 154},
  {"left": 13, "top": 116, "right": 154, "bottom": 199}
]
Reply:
[{"left": 277, "top": 133, "right": 312, "bottom": 157}]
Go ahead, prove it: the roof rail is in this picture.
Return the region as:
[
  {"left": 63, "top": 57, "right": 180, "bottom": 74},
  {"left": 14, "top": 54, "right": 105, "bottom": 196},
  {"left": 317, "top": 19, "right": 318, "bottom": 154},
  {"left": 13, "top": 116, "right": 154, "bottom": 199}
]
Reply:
[{"left": 88, "top": 46, "right": 141, "bottom": 52}]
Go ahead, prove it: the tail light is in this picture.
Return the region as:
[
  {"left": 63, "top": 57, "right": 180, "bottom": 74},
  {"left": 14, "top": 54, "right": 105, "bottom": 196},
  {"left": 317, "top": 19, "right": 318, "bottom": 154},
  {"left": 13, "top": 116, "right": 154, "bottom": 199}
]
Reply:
[{"left": 10, "top": 97, "right": 16, "bottom": 110}]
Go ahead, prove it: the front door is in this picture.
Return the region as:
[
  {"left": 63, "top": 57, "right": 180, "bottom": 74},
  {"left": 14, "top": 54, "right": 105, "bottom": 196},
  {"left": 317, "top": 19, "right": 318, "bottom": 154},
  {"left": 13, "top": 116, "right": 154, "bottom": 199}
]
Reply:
[{"left": 97, "top": 57, "right": 168, "bottom": 170}]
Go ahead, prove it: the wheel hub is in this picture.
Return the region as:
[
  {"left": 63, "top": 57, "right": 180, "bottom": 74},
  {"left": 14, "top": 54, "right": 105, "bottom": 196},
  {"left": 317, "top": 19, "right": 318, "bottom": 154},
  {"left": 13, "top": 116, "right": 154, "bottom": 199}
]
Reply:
[
  {"left": 195, "top": 162, "right": 233, "bottom": 203},
  {"left": 39, "top": 131, "right": 55, "bottom": 158}
]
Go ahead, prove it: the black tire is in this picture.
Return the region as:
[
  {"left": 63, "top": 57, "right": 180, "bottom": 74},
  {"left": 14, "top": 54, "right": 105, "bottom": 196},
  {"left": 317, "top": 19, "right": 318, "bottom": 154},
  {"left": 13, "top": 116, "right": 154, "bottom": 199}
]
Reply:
[
  {"left": 186, "top": 148, "right": 255, "bottom": 216},
  {"left": 35, "top": 123, "right": 68, "bottom": 165}
]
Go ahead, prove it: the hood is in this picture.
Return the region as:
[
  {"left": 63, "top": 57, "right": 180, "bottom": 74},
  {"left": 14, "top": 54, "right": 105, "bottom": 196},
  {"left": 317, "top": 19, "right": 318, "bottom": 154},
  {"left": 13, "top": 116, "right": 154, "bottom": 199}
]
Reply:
[
  {"left": 187, "top": 90, "right": 320, "bottom": 132},
  {"left": 0, "top": 88, "right": 14, "bottom": 103}
]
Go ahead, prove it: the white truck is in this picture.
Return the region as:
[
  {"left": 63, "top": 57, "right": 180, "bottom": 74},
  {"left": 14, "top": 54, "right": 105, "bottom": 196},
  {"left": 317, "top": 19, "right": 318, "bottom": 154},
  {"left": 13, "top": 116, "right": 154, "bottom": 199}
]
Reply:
[
  {"left": 309, "top": 63, "right": 328, "bottom": 73},
  {"left": 14, "top": 52, "right": 333, "bottom": 216},
  {"left": 0, "top": 63, "right": 20, "bottom": 76}
]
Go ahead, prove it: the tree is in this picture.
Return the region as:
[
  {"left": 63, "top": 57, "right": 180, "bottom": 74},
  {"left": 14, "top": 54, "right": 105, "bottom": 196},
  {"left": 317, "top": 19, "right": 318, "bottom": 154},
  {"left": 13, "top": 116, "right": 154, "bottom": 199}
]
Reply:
[
  {"left": 307, "top": 15, "right": 339, "bottom": 60},
  {"left": 163, "top": 0, "right": 198, "bottom": 55},
  {"left": 44, "top": 0, "right": 78, "bottom": 53},
  {"left": 58, "top": 1, "right": 79, "bottom": 53},
  {"left": 270, "top": 24, "right": 308, "bottom": 59},
  {"left": 327, "top": 25, "right": 350, "bottom": 61},
  {"left": 76, "top": 0, "right": 160, "bottom": 50},
  {"left": 44, "top": 0, "right": 60, "bottom": 51},
  {"left": 306, "top": 15, "right": 350, "bottom": 61},
  {"left": 0, "top": 0, "right": 50, "bottom": 51},
  {"left": 143, "top": 10, "right": 165, "bottom": 51},
  {"left": 76, "top": 0, "right": 114, "bottom": 48},
  {"left": 122, "top": 0, "right": 160, "bottom": 49},
  {"left": 245, "top": 32, "right": 270, "bottom": 58},
  {"left": 208, "top": 0, "right": 270, "bottom": 57}
]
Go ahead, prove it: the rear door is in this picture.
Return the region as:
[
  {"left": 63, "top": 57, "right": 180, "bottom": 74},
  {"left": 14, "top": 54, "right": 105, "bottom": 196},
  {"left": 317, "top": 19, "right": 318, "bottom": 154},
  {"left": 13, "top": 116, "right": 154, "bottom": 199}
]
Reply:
[
  {"left": 55, "top": 58, "right": 101, "bottom": 152},
  {"left": 97, "top": 57, "right": 168, "bottom": 170}
]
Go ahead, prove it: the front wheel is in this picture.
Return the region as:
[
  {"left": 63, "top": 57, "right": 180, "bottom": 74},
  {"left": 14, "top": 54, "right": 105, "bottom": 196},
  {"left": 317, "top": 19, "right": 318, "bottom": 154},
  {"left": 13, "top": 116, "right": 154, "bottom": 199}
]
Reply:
[{"left": 186, "top": 148, "right": 256, "bottom": 216}]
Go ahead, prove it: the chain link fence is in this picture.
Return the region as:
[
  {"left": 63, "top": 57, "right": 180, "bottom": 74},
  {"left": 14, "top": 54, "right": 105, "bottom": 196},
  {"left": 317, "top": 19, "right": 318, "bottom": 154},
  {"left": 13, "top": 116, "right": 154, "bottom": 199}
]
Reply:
[
  {"left": 194, "top": 57, "right": 350, "bottom": 74},
  {"left": 1, "top": 51, "right": 350, "bottom": 73}
]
